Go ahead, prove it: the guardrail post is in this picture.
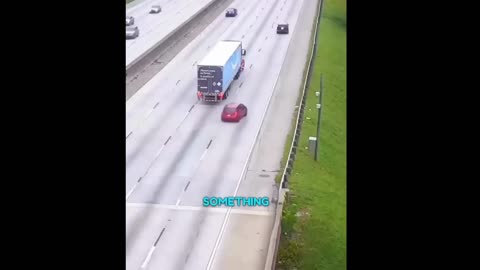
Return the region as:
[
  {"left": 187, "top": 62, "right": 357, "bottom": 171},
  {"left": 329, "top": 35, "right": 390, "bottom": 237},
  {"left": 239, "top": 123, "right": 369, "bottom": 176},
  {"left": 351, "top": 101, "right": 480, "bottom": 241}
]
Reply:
[{"left": 314, "top": 74, "right": 324, "bottom": 161}]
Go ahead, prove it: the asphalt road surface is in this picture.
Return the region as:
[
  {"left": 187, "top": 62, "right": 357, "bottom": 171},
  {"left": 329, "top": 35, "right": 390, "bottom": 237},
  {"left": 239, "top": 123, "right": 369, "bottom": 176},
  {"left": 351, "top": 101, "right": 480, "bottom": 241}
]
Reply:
[{"left": 126, "top": 0, "right": 316, "bottom": 269}]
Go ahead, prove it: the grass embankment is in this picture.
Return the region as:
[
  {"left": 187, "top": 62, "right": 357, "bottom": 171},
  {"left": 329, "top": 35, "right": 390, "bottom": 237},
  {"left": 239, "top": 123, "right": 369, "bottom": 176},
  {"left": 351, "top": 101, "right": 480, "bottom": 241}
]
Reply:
[{"left": 277, "top": 0, "right": 346, "bottom": 269}]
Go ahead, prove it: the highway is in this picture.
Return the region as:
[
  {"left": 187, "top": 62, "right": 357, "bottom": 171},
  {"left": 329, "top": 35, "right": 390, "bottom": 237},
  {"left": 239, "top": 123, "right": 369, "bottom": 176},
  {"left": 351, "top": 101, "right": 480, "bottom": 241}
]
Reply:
[
  {"left": 126, "top": 0, "right": 310, "bottom": 269},
  {"left": 126, "top": 0, "right": 217, "bottom": 68}
]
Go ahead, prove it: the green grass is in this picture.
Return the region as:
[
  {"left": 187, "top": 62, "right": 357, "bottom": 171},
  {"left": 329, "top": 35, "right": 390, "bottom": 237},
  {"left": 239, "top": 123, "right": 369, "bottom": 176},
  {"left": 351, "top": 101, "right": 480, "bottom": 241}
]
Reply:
[
  {"left": 277, "top": 0, "right": 346, "bottom": 269},
  {"left": 126, "top": 0, "right": 134, "bottom": 4}
]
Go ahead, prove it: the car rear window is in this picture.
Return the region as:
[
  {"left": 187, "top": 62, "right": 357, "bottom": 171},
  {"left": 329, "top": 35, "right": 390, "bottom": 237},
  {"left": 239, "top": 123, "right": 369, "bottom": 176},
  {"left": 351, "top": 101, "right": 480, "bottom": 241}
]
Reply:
[{"left": 224, "top": 107, "right": 237, "bottom": 113}]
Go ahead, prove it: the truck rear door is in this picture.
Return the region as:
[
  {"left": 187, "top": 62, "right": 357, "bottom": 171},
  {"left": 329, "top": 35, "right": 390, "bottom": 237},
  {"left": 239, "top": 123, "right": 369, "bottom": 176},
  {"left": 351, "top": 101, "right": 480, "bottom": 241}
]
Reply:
[{"left": 198, "top": 66, "right": 223, "bottom": 94}]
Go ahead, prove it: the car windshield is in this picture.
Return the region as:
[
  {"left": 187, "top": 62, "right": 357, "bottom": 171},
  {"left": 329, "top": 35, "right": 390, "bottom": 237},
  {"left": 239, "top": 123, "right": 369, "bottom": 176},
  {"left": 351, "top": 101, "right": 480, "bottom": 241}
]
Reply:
[
  {"left": 227, "top": 9, "right": 234, "bottom": 12},
  {"left": 224, "top": 107, "right": 237, "bottom": 113}
]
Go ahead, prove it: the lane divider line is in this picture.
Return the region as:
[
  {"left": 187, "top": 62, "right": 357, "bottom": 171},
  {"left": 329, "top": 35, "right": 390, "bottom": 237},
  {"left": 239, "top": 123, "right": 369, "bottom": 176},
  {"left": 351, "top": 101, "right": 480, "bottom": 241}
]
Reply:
[
  {"left": 155, "top": 145, "right": 165, "bottom": 158},
  {"left": 164, "top": 136, "right": 172, "bottom": 145},
  {"left": 154, "top": 228, "right": 166, "bottom": 246},
  {"left": 175, "top": 138, "right": 213, "bottom": 206},
  {"left": 206, "top": 139, "right": 213, "bottom": 149},
  {"left": 140, "top": 227, "right": 165, "bottom": 269},
  {"left": 144, "top": 107, "right": 154, "bottom": 119},
  {"left": 140, "top": 247, "right": 156, "bottom": 269},
  {"left": 199, "top": 149, "right": 208, "bottom": 161},
  {"left": 176, "top": 103, "right": 196, "bottom": 130},
  {"left": 126, "top": 177, "right": 143, "bottom": 201},
  {"left": 128, "top": 103, "right": 197, "bottom": 198},
  {"left": 183, "top": 181, "right": 191, "bottom": 192}
]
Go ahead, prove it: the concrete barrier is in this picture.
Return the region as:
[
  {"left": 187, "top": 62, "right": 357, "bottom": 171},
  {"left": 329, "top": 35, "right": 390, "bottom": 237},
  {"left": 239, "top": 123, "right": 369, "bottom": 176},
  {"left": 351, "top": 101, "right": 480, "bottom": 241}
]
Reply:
[{"left": 126, "top": 0, "right": 221, "bottom": 71}]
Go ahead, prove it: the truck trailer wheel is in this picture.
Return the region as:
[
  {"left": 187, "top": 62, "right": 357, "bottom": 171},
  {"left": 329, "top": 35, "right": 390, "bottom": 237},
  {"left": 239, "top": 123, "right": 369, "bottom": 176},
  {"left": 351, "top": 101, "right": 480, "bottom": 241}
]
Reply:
[{"left": 234, "top": 70, "right": 240, "bottom": 80}]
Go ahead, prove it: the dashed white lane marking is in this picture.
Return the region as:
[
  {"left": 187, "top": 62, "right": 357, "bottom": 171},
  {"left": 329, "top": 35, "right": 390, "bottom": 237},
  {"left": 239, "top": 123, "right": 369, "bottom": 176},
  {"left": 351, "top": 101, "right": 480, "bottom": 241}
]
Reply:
[
  {"left": 126, "top": 177, "right": 143, "bottom": 201},
  {"left": 139, "top": 226, "right": 166, "bottom": 268},
  {"left": 144, "top": 107, "right": 154, "bottom": 119},
  {"left": 155, "top": 145, "right": 165, "bottom": 158},
  {"left": 126, "top": 183, "right": 137, "bottom": 201},
  {"left": 174, "top": 137, "right": 212, "bottom": 205},
  {"left": 140, "top": 246, "right": 156, "bottom": 269},
  {"left": 199, "top": 149, "right": 208, "bottom": 161}
]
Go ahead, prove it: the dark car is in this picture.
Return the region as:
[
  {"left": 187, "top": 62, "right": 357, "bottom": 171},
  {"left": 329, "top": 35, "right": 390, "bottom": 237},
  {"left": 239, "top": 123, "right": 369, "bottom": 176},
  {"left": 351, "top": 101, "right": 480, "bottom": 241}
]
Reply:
[
  {"left": 221, "top": 103, "right": 247, "bottom": 122},
  {"left": 150, "top": 5, "right": 162, "bottom": 14},
  {"left": 277, "top": 24, "right": 289, "bottom": 34},
  {"left": 225, "top": 8, "right": 238, "bottom": 17},
  {"left": 126, "top": 16, "right": 135, "bottom": 26},
  {"left": 126, "top": 26, "right": 139, "bottom": 39}
]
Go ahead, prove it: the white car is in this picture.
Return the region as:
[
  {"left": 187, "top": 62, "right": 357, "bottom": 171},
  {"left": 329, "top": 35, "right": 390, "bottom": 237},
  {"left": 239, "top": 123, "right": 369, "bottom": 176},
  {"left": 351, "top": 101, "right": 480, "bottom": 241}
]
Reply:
[
  {"left": 126, "top": 26, "right": 139, "bottom": 39},
  {"left": 150, "top": 5, "right": 162, "bottom": 14},
  {"left": 126, "top": 16, "right": 134, "bottom": 26}
]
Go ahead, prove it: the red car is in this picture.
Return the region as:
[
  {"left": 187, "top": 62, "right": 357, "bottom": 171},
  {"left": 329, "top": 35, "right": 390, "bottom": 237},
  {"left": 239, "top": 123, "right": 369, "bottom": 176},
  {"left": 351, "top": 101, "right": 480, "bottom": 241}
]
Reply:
[{"left": 221, "top": 103, "right": 248, "bottom": 122}]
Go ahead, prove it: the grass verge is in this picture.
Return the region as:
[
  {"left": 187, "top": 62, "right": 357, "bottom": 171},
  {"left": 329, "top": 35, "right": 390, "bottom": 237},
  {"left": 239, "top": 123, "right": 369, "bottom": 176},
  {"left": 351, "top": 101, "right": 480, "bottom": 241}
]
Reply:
[{"left": 277, "top": 0, "right": 346, "bottom": 269}]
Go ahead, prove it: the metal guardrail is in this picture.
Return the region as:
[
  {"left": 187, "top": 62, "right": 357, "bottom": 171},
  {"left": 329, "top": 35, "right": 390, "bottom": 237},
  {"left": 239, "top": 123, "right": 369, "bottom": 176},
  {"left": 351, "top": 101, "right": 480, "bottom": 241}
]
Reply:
[{"left": 263, "top": 0, "right": 324, "bottom": 268}]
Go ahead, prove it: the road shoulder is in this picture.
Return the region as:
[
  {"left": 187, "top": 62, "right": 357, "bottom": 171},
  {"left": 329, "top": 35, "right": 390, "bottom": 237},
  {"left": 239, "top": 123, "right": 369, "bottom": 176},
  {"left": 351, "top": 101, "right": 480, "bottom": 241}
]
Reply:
[{"left": 210, "top": 0, "right": 320, "bottom": 268}]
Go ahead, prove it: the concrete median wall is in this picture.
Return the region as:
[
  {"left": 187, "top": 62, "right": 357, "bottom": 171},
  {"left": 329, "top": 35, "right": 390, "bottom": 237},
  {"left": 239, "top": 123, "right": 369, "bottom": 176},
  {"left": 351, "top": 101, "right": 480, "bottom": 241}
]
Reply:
[{"left": 126, "top": 0, "right": 220, "bottom": 72}]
